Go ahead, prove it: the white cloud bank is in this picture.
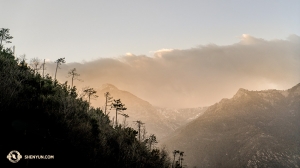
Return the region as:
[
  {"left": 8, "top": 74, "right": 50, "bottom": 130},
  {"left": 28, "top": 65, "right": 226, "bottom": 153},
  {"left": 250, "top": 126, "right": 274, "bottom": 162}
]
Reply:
[{"left": 48, "top": 34, "right": 300, "bottom": 108}]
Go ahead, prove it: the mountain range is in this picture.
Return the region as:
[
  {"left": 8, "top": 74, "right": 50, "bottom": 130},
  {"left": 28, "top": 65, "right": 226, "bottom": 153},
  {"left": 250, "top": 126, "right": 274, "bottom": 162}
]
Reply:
[
  {"left": 90, "top": 84, "right": 207, "bottom": 140},
  {"left": 89, "top": 83, "right": 300, "bottom": 167},
  {"left": 161, "top": 83, "right": 300, "bottom": 167}
]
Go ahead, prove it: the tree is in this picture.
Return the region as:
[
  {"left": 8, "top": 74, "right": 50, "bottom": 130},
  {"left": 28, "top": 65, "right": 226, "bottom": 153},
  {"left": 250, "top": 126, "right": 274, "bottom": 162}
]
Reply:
[
  {"left": 18, "top": 54, "right": 27, "bottom": 65},
  {"left": 42, "top": 59, "right": 46, "bottom": 78},
  {"left": 111, "top": 99, "right": 127, "bottom": 127},
  {"left": 67, "top": 68, "right": 82, "bottom": 87},
  {"left": 1, "top": 28, "right": 173, "bottom": 168},
  {"left": 133, "top": 120, "right": 145, "bottom": 142},
  {"left": 104, "top": 92, "right": 113, "bottom": 115},
  {"left": 178, "top": 151, "right": 184, "bottom": 168},
  {"left": 0, "top": 28, "right": 13, "bottom": 46},
  {"left": 120, "top": 113, "right": 129, "bottom": 128},
  {"left": 141, "top": 125, "right": 147, "bottom": 141},
  {"left": 145, "top": 134, "right": 158, "bottom": 150},
  {"left": 83, "top": 87, "right": 98, "bottom": 110},
  {"left": 30, "top": 57, "right": 42, "bottom": 74},
  {"left": 54, "top": 57, "right": 65, "bottom": 82},
  {"left": 172, "top": 150, "right": 179, "bottom": 168},
  {"left": 172, "top": 150, "right": 184, "bottom": 168}
]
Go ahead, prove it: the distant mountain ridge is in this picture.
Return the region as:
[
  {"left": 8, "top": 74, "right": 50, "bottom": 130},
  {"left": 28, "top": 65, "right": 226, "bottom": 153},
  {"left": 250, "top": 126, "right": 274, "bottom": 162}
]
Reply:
[
  {"left": 91, "top": 84, "right": 206, "bottom": 140},
  {"left": 162, "top": 83, "right": 300, "bottom": 167},
  {"left": 156, "top": 107, "right": 207, "bottom": 132}
]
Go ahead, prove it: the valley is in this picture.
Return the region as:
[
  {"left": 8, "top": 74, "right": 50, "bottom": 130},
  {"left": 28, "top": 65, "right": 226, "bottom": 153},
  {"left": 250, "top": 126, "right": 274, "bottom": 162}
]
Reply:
[{"left": 92, "top": 83, "right": 300, "bottom": 167}]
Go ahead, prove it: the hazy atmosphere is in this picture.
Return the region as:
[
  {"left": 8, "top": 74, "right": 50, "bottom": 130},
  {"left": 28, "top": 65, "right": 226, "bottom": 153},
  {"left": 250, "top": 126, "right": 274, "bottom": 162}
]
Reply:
[
  {"left": 2, "top": 0, "right": 299, "bottom": 108},
  {"left": 2, "top": 1, "right": 300, "bottom": 167},
  {"left": 50, "top": 35, "right": 300, "bottom": 107}
]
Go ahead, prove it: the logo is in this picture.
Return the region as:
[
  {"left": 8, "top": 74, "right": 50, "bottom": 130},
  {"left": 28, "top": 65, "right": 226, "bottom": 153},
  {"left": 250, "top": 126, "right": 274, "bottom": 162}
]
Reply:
[{"left": 7, "top": 150, "right": 22, "bottom": 163}]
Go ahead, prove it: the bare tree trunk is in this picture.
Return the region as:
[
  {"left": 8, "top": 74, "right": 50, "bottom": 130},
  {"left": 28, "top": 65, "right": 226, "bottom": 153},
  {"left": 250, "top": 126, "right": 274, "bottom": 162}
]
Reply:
[
  {"left": 173, "top": 155, "right": 176, "bottom": 168},
  {"left": 42, "top": 59, "right": 45, "bottom": 78},
  {"left": 54, "top": 62, "right": 59, "bottom": 81},
  {"left": 105, "top": 95, "right": 108, "bottom": 115},
  {"left": 138, "top": 124, "right": 141, "bottom": 141},
  {"left": 88, "top": 94, "right": 91, "bottom": 111},
  {"left": 115, "top": 109, "right": 118, "bottom": 126},
  {"left": 71, "top": 74, "right": 74, "bottom": 87},
  {"left": 0, "top": 34, "right": 3, "bottom": 45}
]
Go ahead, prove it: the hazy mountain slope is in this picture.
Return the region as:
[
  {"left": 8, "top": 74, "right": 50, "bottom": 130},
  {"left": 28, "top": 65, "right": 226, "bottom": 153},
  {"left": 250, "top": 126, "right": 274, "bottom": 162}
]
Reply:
[
  {"left": 90, "top": 84, "right": 206, "bottom": 140},
  {"left": 90, "top": 84, "right": 169, "bottom": 139},
  {"left": 162, "top": 83, "right": 300, "bottom": 167},
  {"left": 156, "top": 107, "right": 208, "bottom": 132}
]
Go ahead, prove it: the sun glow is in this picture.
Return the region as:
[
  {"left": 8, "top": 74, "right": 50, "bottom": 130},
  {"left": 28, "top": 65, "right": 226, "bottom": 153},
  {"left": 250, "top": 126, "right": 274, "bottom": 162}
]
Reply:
[{"left": 242, "top": 34, "right": 249, "bottom": 38}]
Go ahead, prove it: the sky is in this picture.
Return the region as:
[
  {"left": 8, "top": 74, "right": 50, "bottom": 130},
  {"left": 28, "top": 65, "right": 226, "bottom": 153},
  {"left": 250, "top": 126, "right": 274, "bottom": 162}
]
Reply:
[{"left": 1, "top": 1, "right": 300, "bottom": 108}]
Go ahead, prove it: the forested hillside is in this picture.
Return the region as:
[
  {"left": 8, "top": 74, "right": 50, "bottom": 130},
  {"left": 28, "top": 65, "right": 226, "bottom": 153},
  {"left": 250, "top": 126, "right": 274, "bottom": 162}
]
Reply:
[{"left": 0, "top": 34, "right": 171, "bottom": 168}]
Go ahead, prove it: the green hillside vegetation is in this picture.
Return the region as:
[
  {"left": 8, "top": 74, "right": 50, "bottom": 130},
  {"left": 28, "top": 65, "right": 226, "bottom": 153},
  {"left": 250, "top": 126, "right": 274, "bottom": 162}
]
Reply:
[{"left": 0, "top": 33, "right": 171, "bottom": 167}]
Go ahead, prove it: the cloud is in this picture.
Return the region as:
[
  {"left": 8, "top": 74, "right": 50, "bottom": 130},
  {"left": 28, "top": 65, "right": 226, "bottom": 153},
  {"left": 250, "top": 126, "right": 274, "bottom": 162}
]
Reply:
[
  {"left": 240, "top": 34, "right": 265, "bottom": 45},
  {"left": 125, "top": 53, "right": 134, "bottom": 56},
  {"left": 152, "top": 48, "right": 174, "bottom": 58},
  {"left": 48, "top": 35, "right": 300, "bottom": 108}
]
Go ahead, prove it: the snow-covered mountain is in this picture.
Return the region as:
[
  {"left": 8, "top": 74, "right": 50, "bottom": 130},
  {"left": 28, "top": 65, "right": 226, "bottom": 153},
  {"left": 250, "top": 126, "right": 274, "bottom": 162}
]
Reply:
[{"left": 161, "top": 83, "right": 300, "bottom": 167}]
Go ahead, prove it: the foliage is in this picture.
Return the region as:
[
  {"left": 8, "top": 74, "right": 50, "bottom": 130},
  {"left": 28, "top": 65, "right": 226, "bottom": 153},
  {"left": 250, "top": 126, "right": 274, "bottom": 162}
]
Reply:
[
  {"left": 144, "top": 134, "right": 158, "bottom": 151},
  {"left": 172, "top": 150, "right": 185, "bottom": 168},
  {"left": 133, "top": 120, "right": 145, "bottom": 142},
  {"left": 111, "top": 99, "right": 127, "bottom": 127},
  {"left": 30, "top": 57, "right": 42, "bottom": 74},
  {"left": 54, "top": 57, "right": 65, "bottom": 82},
  {"left": 82, "top": 86, "right": 98, "bottom": 106},
  {"left": 0, "top": 44, "right": 171, "bottom": 167},
  {"left": 104, "top": 92, "right": 113, "bottom": 115},
  {"left": 0, "top": 28, "right": 13, "bottom": 46},
  {"left": 67, "top": 68, "right": 82, "bottom": 87}
]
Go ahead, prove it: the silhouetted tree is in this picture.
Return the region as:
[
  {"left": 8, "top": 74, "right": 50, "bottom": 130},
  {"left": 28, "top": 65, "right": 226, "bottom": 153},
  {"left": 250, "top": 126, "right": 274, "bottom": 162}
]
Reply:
[
  {"left": 120, "top": 113, "right": 129, "bottom": 128},
  {"left": 172, "top": 150, "right": 185, "bottom": 168},
  {"left": 133, "top": 120, "right": 145, "bottom": 142},
  {"left": 42, "top": 59, "right": 46, "bottom": 78},
  {"left": 179, "top": 151, "right": 184, "bottom": 167},
  {"left": 104, "top": 92, "right": 113, "bottom": 115},
  {"left": 172, "top": 150, "right": 179, "bottom": 168},
  {"left": 67, "top": 68, "right": 82, "bottom": 87},
  {"left": 141, "top": 125, "right": 147, "bottom": 141},
  {"left": 30, "top": 57, "right": 42, "bottom": 74},
  {"left": 18, "top": 54, "right": 27, "bottom": 65},
  {"left": 54, "top": 57, "right": 65, "bottom": 82},
  {"left": 111, "top": 99, "right": 127, "bottom": 126},
  {"left": 1, "top": 30, "right": 172, "bottom": 168},
  {"left": 0, "top": 28, "right": 13, "bottom": 46},
  {"left": 145, "top": 134, "right": 158, "bottom": 150},
  {"left": 83, "top": 87, "right": 98, "bottom": 110}
]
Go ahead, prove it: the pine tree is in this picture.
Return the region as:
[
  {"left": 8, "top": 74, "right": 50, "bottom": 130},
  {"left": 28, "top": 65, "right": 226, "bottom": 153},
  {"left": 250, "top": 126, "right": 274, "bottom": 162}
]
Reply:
[
  {"left": 104, "top": 92, "right": 113, "bottom": 115},
  {"left": 172, "top": 150, "right": 179, "bottom": 168},
  {"left": 54, "top": 57, "right": 65, "bottom": 82},
  {"left": 83, "top": 87, "right": 98, "bottom": 110},
  {"left": 111, "top": 99, "right": 127, "bottom": 127},
  {"left": 67, "top": 68, "right": 82, "bottom": 87},
  {"left": 133, "top": 120, "right": 145, "bottom": 142},
  {"left": 0, "top": 28, "right": 13, "bottom": 46}
]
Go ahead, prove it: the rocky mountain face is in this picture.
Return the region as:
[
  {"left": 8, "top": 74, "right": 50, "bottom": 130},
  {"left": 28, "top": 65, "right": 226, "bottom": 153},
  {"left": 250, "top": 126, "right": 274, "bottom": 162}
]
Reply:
[
  {"left": 162, "top": 83, "right": 300, "bottom": 168},
  {"left": 156, "top": 107, "right": 207, "bottom": 133},
  {"left": 90, "top": 84, "right": 206, "bottom": 140}
]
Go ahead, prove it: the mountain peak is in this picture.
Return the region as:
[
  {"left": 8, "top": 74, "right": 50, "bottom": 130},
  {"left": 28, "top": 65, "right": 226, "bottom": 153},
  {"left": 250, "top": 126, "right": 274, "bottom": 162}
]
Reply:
[
  {"left": 288, "top": 83, "right": 300, "bottom": 95},
  {"left": 100, "top": 83, "right": 119, "bottom": 90},
  {"left": 233, "top": 88, "right": 248, "bottom": 98}
]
